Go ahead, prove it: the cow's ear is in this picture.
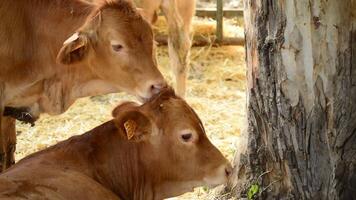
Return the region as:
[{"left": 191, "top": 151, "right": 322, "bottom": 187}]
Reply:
[
  {"left": 114, "top": 110, "right": 152, "bottom": 142},
  {"left": 57, "top": 33, "right": 89, "bottom": 64},
  {"left": 57, "top": 12, "right": 101, "bottom": 65}
]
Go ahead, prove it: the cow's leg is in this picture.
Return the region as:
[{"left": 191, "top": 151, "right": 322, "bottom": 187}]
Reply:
[
  {"left": 0, "top": 82, "right": 15, "bottom": 172},
  {"left": 0, "top": 117, "right": 16, "bottom": 171},
  {"left": 161, "top": 0, "right": 195, "bottom": 98},
  {"left": 0, "top": 83, "right": 4, "bottom": 172},
  {"left": 0, "top": 84, "right": 5, "bottom": 172},
  {"left": 133, "top": 0, "right": 161, "bottom": 23},
  {"left": 0, "top": 114, "right": 4, "bottom": 172}
]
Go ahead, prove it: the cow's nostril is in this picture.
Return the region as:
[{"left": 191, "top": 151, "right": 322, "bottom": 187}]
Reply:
[
  {"left": 151, "top": 85, "right": 160, "bottom": 94},
  {"left": 150, "top": 83, "right": 166, "bottom": 94},
  {"left": 225, "top": 165, "right": 233, "bottom": 177}
]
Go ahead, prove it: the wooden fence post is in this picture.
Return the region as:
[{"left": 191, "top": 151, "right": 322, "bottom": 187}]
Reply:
[{"left": 216, "top": 0, "right": 224, "bottom": 43}]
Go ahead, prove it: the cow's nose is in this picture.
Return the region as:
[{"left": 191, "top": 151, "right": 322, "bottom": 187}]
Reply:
[
  {"left": 150, "top": 81, "right": 166, "bottom": 95},
  {"left": 225, "top": 164, "right": 233, "bottom": 177}
]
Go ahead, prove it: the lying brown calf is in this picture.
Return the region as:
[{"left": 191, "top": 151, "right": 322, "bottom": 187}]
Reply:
[{"left": 0, "top": 88, "right": 231, "bottom": 200}]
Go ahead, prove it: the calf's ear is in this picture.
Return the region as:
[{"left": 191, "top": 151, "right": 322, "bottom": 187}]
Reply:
[{"left": 114, "top": 110, "right": 152, "bottom": 142}]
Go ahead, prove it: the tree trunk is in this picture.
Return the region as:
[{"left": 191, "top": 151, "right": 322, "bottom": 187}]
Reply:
[{"left": 230, "top": 0, "right": 356, "bottom": 199}]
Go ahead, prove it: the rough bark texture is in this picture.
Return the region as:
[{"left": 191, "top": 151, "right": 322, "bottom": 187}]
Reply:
[{"left": 230, "top": 0, "right": 356, "bottom": 199}]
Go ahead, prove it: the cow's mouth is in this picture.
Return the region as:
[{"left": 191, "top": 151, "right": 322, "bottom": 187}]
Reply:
[
  {"left": 203, "top": 172, "right": 228, "bottom": 188},
  {"left": 206, "top": 182, "right": 224, "bottom": 189}
]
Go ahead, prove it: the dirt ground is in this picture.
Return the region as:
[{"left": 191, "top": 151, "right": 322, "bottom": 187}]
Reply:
[{"left": 15, "top": 15, "right": 246, "bottom": 199}]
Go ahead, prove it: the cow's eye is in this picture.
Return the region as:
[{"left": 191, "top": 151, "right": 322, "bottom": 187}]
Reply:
[
  {"left": 112, "top": 44, "right": 123, "bottom": 52},
  {"left": 181, "top": 133, "right": 192, "bottom": 142}
]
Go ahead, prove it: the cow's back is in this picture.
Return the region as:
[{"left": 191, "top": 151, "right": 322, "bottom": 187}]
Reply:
[
  {"left": 0, "top": 161, "right": 120, "bottom": 200},
  {"left": 0, "top": 128, "right": 121, "bottom": 200}
]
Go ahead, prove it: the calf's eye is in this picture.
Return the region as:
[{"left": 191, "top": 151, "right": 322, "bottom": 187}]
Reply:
[
  {"left": 181, "top": 133, "right": 192, "bottom": 142},
  {"left": 112, "top": 44, "right": 123, "bottom": 52}
]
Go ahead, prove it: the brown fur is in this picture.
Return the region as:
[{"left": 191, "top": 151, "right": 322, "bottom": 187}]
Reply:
[{"left": 0, "top": 88, "right": 231, "bottom": 200}]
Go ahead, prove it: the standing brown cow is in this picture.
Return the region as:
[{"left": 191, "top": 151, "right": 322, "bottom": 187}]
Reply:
[
  {"left": 0, "top": 88, "right": 232, "bottom": 200},
  {"left": 0, "top": 0, "right": 166, "bottom": 171},
  {"left": 132, "top": 0, "right": 195, "bottom": 98}
]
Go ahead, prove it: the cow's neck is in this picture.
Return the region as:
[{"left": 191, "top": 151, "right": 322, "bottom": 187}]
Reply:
[
  {"left": 109, "top": 146, "right": 156, "bottom": 200},
  {"left": 35, "top": 62, "right": 118, "bottom": 115},
  {"left": 82, "top": 123, "right": 156, "bottom": 200}
]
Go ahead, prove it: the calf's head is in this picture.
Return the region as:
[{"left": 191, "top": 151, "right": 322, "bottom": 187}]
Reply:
[
  {"left": 112, "top": 88, "right": 232, "bottom": 198},
  {"left": 57, "top": 0, "right": 165, "bottom": 100}
]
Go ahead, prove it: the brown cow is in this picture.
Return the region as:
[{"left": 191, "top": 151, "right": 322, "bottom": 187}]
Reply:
[
  {"left": 0, "top": 0, "right": 166, "bottom": 170},
  {"left": 0, "top": 88, "right": 232, "bottom": 200}
]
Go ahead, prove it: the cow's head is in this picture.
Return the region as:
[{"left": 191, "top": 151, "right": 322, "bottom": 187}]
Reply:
[
  {"left": 112, "top": 87, "right": 232, "bottom": 198},
  {"left": 57, "top": 0, "right": 165, "bottom": 100}
]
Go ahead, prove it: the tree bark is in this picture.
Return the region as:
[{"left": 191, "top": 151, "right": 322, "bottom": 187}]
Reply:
[{"left": 230, "top": 0, "right": 356, "bottom": 199}]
